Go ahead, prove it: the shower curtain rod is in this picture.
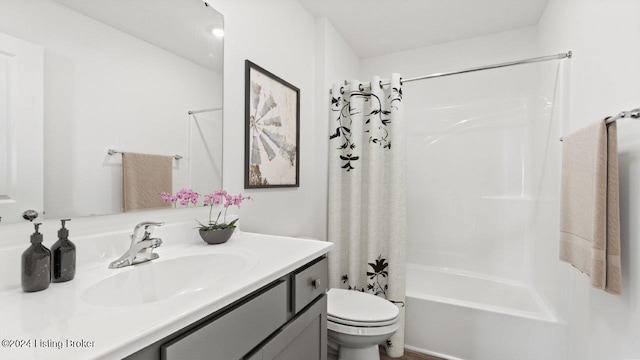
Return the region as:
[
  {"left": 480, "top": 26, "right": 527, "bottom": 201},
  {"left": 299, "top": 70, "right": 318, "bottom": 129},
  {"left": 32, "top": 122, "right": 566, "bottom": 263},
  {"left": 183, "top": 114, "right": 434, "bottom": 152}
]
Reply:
[
  {"left": 331, "top": 50, "right": 572, "bottom": 93},
  {"left": 396, "top": 51, "right": 572, "bottom": 85},
  {"left": 187, "top": 107, "right": 222, "bottom": 115}
]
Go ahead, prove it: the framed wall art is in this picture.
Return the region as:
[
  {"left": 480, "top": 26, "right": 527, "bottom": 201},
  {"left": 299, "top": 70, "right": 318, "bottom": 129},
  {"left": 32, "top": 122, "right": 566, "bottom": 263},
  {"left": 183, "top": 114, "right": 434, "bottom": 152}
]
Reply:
[{"left": 245, "top": 60, "right": 300, "bottom": 188}]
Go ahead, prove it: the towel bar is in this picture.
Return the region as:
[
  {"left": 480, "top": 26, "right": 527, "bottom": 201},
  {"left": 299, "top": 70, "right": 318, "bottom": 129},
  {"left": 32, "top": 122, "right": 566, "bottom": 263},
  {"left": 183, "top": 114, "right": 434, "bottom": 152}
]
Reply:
[
  {"left": 107, "top": 149, "right": 183, "bottom": 160},
  {"left": 559, "top": 107, "right": 640, "bottom": 141},
  {"left": 605, "top": 108, "right": 640, "bottom": 124}
]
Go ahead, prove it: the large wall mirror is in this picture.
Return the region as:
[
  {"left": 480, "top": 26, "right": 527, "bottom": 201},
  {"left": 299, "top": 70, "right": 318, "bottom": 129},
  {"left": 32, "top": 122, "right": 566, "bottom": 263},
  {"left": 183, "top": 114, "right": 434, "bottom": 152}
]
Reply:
[{"left": 0, "top": 0, "right": 223, "bottom": 223}]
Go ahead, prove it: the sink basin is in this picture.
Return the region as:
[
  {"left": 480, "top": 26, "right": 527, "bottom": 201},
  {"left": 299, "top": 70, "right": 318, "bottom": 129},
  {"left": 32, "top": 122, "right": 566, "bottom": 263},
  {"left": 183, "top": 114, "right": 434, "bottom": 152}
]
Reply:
[{"left": 82, "top": 254, "right": 250, "bottom": 307}]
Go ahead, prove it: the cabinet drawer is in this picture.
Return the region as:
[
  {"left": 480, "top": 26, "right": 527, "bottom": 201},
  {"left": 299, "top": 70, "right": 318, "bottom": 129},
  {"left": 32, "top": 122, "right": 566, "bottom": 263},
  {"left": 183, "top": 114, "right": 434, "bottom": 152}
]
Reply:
[
  {"left": 293, "top": 257, "right": 327, "bottom": 314},
  {"left": 162, "top": 280, "right": 288, "bottom": 360}
]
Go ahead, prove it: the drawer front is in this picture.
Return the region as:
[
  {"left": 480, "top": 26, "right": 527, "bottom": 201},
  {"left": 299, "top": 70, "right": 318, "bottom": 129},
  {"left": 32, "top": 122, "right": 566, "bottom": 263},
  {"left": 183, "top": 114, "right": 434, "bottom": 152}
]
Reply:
[
  {"left": 293, "top": 257, "right": 327, "bottom": 314},
  {"left": 262, "top": 295, "right": 326, "bottom": 360},
  {"left": 163, "top": 280, "right": 288, "bottom": 360}
]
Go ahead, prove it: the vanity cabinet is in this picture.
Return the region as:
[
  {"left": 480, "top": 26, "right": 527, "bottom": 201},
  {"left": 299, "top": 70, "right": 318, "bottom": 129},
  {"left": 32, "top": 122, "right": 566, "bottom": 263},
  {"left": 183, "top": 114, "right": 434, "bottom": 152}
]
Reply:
[{"left": 125, "top": 256, "right": 328, "bottom": 360}]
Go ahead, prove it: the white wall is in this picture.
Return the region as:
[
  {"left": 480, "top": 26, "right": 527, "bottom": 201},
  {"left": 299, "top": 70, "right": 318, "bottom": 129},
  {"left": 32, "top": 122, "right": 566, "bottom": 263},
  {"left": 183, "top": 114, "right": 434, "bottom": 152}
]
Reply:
[
  {"left": 206, "top": 1, "right": 359, "bottom": 239},
  {"left": 0, "top": 0, "right": 222, "bottom": 219},
  {"left": 360, "top": 27, "right": 542, "bottom": 283},
  {"left": 205, "top": 0, "right": 315, "bottom": 237},
  {"left": 538, "top": 1, "right": 640, "bottom": 359}
]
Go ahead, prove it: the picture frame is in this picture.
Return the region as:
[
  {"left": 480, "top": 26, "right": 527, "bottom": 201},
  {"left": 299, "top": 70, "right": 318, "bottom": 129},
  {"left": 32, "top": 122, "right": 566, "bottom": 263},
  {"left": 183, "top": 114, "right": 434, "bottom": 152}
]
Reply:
[{"left": 245, "top": 60, "right": 300, "bottom": 188}]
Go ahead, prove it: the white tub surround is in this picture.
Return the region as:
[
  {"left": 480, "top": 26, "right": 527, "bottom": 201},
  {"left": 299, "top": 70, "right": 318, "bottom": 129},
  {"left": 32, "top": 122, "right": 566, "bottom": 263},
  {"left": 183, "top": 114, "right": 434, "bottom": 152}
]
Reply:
[
  {"left": 405, "top": 265, "right": 566, "bottom": 360},
  {"left": 357, "top": 26, "right": 568, "bottom": 358},
  {"left": 0, "top": 210, "right": 332, "bottom": 360}
]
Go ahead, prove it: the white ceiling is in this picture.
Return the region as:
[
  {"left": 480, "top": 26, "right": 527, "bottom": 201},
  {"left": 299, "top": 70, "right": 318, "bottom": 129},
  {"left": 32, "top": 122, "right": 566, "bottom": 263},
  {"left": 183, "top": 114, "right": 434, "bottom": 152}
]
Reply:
[
  {"left": 53, "top": 0, "right": 224, "bottom": 72},
  {"left": 299, "top": 0, "right": 550, "bottom": 58}
]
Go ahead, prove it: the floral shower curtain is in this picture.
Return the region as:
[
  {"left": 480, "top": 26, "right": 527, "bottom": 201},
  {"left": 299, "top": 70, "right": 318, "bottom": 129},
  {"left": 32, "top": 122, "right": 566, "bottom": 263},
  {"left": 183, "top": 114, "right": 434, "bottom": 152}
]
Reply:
[{"left": 328, "top": 74, "right": 407, "bottom": 358}]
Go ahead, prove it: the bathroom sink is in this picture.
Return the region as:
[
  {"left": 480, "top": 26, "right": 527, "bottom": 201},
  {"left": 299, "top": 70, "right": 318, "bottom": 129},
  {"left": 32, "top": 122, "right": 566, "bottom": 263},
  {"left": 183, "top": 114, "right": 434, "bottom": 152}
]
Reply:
[{"left": 82, "top": 254, "right": 250, "bottom": 307}]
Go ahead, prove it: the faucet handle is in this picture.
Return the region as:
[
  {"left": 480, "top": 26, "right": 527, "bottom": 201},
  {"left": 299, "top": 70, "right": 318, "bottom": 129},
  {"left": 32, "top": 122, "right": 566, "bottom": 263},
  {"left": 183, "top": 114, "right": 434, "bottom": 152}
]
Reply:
[
  {"left": 136, "top": 221, "right": 164, "bottom": 229},
  {"left": 133, "top": 221, "right": 164, "bottom": 240}
]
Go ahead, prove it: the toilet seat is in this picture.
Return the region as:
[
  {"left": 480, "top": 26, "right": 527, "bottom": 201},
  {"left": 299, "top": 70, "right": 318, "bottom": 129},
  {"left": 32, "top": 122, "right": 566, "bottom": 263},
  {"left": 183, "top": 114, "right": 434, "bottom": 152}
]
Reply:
[
  {"left": 327, "top": 289, "right": 400, "bottom": 328},
  {"left": 328, "top": 318, "right": 400, "bottom": 336},
  {"left": 328, "top": 314, "right": 398, "bottom": 327}
]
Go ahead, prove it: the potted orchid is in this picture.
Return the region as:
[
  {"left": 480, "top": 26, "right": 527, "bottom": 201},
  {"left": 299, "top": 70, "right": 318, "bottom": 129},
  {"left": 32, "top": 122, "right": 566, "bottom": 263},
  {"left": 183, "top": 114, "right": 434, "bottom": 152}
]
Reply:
[
  {"left": 196, "top": 190, "right": 252, "bottom": 244},
  {"left": 160, "top": 188, "right": 252, "bottom": 244}
]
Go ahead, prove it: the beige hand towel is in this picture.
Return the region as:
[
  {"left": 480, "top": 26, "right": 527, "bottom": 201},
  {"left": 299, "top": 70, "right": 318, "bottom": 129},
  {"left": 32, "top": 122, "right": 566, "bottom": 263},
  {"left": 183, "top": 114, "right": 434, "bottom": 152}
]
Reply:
[
  {"left": 559, "top": 120, "right": 621, "bottom": 295},
  {"left": 122, "top": 152, "right": 173, "bottom": 212}
]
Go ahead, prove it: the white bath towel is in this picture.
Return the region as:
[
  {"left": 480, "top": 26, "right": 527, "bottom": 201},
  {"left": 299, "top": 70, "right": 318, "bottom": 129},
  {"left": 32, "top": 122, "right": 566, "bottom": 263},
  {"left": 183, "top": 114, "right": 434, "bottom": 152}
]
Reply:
[{"left": 559, "top": 120, "right": 621, "bottom": 295}]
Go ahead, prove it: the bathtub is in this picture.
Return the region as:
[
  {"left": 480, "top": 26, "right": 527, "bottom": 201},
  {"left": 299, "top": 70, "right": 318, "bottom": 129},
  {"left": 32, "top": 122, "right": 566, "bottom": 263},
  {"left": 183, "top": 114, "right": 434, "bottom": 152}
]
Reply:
[{"left": 404, "top": 264, "right": 567, "bottom": 360}]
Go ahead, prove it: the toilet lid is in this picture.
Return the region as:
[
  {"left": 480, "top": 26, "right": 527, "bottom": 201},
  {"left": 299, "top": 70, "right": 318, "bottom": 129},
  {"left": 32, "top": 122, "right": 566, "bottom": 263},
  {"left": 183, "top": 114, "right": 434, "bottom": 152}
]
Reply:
[{"left": 327, "top": 289, "right": 399, "bottom": 325}]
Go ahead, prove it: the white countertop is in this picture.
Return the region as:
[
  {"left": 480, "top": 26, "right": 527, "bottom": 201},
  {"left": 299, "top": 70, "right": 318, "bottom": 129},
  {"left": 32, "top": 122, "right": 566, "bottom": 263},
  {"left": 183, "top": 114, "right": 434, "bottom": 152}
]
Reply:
[{"left": 0, "top": 230, "right": 332, "bottom": 360}]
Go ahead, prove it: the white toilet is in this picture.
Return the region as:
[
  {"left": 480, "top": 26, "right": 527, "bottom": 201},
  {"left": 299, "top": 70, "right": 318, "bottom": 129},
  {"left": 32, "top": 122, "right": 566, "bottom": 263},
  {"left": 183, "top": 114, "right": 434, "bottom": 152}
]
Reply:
[{"left": 327, "top": 288, "right": 400, "bottom": 360}]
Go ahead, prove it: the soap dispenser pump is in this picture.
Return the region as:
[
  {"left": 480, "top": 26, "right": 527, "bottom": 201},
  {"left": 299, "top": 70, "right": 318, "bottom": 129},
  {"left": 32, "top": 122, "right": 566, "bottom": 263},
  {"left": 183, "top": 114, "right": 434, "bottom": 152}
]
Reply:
[
  {"left": 21, "top": 223, "right": 51, "bottom": 292},
  {"left": 51, "top": 219, "right": 76, "bottom": 283}
]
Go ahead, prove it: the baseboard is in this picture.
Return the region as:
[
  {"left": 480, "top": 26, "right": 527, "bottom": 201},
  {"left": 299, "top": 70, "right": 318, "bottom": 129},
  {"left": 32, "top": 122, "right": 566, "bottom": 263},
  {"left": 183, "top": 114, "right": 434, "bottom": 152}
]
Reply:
[{"left": 404, "top": 345, "right": 466, "bottom": 360}]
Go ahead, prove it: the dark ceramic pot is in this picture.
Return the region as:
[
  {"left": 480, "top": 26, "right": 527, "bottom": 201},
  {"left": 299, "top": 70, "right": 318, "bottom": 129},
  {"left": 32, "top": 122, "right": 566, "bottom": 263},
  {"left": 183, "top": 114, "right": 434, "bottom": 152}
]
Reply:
[{"left": 199, "top": 227, "right": 235, "bottom": 245}]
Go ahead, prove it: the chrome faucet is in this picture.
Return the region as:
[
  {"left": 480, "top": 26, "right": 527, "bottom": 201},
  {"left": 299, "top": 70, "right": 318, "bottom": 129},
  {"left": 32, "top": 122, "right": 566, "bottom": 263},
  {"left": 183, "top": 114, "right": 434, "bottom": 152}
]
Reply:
[{"left": 109, "top": 221, "right": 164, "bottom": 269}]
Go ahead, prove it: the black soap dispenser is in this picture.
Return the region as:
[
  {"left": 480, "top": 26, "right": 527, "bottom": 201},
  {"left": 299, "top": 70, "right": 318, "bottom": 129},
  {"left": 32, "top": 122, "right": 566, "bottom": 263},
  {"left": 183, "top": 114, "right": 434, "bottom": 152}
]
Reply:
[
  {"left": 51, "top": 219, "right": 76, "bottom": 283},
  {"left": 21, "top": 223, "right": 51, "bottom": 292}
]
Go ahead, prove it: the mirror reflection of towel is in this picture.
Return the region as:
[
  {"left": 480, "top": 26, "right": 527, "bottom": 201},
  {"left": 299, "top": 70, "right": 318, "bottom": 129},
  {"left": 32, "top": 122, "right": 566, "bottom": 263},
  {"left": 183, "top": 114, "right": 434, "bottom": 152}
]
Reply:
[
  {"left": 559, "top": 120, "right": 621, "bottom": 295},
  {"left": 122, "top": 152, "right": 172, "bottom": 212}
]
